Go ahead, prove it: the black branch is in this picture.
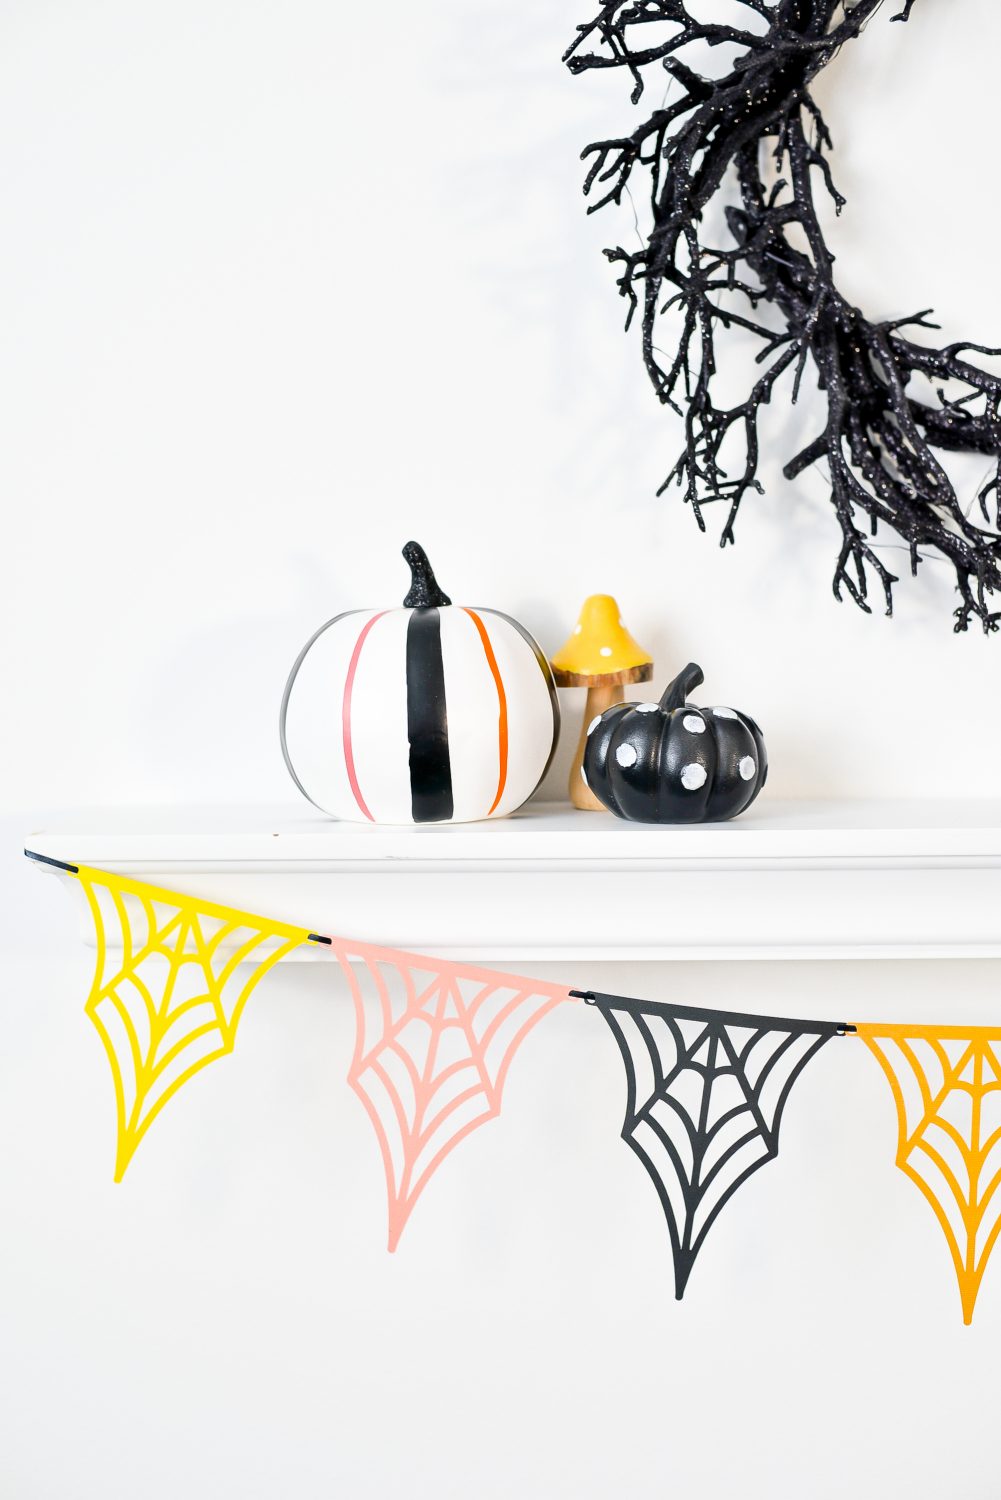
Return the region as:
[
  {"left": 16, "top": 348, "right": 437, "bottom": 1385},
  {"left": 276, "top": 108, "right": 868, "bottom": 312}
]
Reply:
[{"left": 565, "top": 0, "right": 1001, "bottom": 631}]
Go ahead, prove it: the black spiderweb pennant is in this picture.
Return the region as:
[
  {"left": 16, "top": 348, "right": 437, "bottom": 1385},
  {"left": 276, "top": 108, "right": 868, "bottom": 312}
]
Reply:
[{"left": 582, "top": 991, "right": 847, "bottom": 1298}]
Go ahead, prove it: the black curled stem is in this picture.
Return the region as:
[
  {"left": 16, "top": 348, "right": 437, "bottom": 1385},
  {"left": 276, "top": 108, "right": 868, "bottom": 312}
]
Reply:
[
  {"left": 402, "top": 541, "right": 452, "bottom": 608},
  {"left": 565, "top": 0, "right": 1001, "bottom": 632}
]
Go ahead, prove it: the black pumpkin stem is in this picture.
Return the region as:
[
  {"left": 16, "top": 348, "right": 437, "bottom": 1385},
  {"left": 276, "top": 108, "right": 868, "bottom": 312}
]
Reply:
[
  {"left": 659, "top": 662, "right": 704, "bottom": 713},
  {"left": 402, "top": 541, "right": 452, "bottom": 608}
]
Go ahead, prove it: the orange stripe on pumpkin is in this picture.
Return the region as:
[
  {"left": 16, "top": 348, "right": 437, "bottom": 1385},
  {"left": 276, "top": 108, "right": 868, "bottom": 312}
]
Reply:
[
  {"left": 342, "top": 612, "right": 387, "bottom": 822},
  {"left": 463, "top": 607, "right": 508, "bottom": 814}
]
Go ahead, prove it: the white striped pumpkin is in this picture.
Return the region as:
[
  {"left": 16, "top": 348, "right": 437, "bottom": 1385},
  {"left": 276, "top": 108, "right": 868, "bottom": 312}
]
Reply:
[{"left": 280, "top": 543, "right": 560, "bottom": 824}]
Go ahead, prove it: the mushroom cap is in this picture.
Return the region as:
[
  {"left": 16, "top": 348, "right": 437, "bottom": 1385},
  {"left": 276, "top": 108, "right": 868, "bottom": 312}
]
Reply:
[{"left": 550, "top": 594, "right": 654, "bottom": 687}]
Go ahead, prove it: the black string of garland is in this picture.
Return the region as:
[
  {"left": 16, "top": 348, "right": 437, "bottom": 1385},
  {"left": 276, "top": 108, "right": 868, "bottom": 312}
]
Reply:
[{"left": 564, "top": 0, "right": 1001, "bottom": 632}]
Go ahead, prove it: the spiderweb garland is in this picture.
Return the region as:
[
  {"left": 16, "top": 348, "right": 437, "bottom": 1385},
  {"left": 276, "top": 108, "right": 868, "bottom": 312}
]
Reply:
[
  {"left": 858, "top": 1024, "right": 1001, "bottom": 1324},
  {"left": 75, "top": 865, "right": 309, "bottom": 1179},
  {"left": 328, "top": 938, "right": 573, "bottom": 1249},
  {"left": 41, "top": 853, "right": 1001, "bottom": 1325},
  {"left": 586, "top": 991, "right": 843, "bottom": 1297}
]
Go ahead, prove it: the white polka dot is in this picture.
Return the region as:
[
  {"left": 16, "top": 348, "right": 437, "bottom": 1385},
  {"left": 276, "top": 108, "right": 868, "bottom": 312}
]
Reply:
[
  {"left": 683, "top": 714, "right": 706, "bottom": 734},
  {"left": 739, "top": 756, "right": 756, "bottom": 781},
  {"left": 636, "top": 702, "right": 659, "bottom": 713},
  {"left": 615, "top": 743, "right": 638, "bottom": 768},
  {"left": 586, "top": 715, "right": 603, "bottom": 736},
  {"left": 599, "top": 646, "right": 613, "bottom": 657},
  {"left": 574, "top": 623, "right": 582, "bottom": 634},
  {"left": 680, "top": 763, "right": 707, "bottom": 791},
  {"left": 580, "top": 764, "right": 589, "bottom": 787},
  {"left": 713, "top": 706, "right": 738, "bottom": 720}
]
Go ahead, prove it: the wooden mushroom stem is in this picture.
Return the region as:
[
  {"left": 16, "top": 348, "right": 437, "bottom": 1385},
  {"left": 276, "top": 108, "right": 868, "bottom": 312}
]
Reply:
[
  {"left": 571, "top": 682, "right": 620, "bottom": 811},
  {"left": 563, "top": 666, "right": 653, "bottom": 811}
]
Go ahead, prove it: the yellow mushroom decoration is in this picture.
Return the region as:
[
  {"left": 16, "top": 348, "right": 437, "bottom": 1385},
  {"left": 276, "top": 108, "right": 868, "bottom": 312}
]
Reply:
[{"left": 550, "top": 595, "right": 653, "bottom": 811}]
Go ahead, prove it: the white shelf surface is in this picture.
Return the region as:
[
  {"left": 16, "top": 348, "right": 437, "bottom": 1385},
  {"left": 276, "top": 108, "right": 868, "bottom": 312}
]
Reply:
[{"left": 24, "top": 799, "right": 1001, "bottom": 962}]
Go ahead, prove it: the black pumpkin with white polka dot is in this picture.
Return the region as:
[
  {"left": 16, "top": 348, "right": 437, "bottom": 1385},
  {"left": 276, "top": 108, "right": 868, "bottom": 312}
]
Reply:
[{"left": 582, "top": 662, "right": 767, "bottom": 823}]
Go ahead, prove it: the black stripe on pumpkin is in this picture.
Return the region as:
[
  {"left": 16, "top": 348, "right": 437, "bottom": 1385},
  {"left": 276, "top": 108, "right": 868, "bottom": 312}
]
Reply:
[{"left": 406, "top": 608, "right": 454, "bottom": 822}]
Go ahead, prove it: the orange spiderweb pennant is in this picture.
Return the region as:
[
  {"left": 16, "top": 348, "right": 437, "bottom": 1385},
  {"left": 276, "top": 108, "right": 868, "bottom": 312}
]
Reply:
[
  {"left": 858, "top": 1023, "right": 1001, "bottom": 1324},
  {"left": 76, "top": 865, "right": 309, "bottom": 1179},
  {"left": 327, "top": 938, "right": 573, "bottom": 1249}
]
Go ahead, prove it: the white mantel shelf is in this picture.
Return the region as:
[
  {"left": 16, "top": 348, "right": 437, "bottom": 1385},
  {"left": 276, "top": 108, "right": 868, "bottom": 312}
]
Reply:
[{"left": 25, "top": 799, "right": 1001, "bottom": 963}]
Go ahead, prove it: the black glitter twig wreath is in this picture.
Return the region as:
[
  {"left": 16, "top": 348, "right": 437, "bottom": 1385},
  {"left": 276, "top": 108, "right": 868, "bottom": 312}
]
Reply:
[{"left": 565, "top": 0, "right": 1001, "bottom": 631}]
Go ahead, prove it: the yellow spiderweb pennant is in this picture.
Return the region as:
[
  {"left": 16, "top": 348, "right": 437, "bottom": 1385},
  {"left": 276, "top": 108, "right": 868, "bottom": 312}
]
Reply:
[
  {"left": 76, "top": 865, "right": 309, "bottom": 1179},
  {"left": 858, "top": 1023, "right": 1001, "bottom": 1324},
  {"left": 328, "top": 937, "right": 573, "bottom": 1250}
]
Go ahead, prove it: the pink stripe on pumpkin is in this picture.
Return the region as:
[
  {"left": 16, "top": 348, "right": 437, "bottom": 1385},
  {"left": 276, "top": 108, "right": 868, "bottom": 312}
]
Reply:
[{"left": 342, "top": 612, "right": 387, "bottom": 822}]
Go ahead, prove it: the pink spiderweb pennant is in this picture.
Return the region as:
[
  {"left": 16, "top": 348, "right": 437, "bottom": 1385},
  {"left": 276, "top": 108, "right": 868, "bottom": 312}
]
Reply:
[{"left": 327, "top": 938, "right": 573, "bottom": 1249}]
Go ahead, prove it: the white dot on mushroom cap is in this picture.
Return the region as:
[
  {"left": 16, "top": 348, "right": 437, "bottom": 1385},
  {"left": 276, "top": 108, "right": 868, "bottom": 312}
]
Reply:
[
  {"left": 580, "top": 764, "right": 589, "bottom": 787},
  {"left": 739, "top": 756, "right": 756, "bottom": 781},
  {"left": 586, "top": 715, "right": 603, "bottom": 736},
  {"left": 682, "top": 714, "right": 706, "bottom": 734},
  {"left": 615, "top": 743, "right": 638, "bottom": 768},
  {"left": 713, "top": 706, "right": 738, "bottom": 720},
  {"left": 599, "top": 646, "right": 613, "bottom": 657},
  {"left": 681, "top": 763, "right": 707, "bottom": 791},
  {"left": 636, "top": 702, "right": 658, "bottom": 713}
]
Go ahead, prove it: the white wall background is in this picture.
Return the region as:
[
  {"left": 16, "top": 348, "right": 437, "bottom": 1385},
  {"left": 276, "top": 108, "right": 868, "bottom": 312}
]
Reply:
[{"left": 2, "top": 2, "right": 1000, "bottom": 1496}]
